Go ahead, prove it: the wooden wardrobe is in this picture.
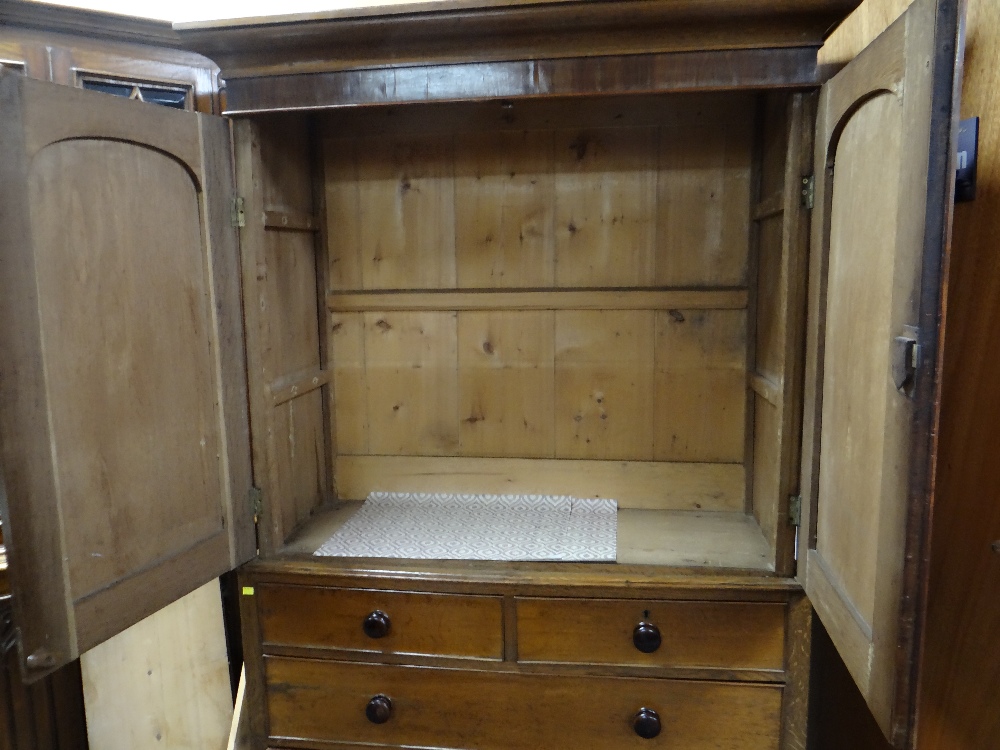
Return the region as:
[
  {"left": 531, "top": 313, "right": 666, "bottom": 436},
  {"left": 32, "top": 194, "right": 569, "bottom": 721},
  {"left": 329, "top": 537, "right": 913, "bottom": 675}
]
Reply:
[{"left": 0, "top": 0, "right": 968, "bottom": 747}]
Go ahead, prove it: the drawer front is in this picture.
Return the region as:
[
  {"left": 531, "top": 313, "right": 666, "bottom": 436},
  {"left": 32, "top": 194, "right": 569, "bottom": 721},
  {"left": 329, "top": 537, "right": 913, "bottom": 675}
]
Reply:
[
  {"left": 266, "top": 657, "right": 783, "bottom": 750},
  {"left": 516, "top": 598, "right": 786, "bottom": 672},
  {"left": 257, "top": 585, "right": 503, "bottom": 660}
]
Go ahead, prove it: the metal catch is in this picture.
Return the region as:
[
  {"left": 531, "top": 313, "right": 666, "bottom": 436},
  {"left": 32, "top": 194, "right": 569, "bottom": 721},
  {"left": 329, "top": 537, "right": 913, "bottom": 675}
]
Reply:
[{"left": 891, "top": 326, "right": 920, "bottom": 395}]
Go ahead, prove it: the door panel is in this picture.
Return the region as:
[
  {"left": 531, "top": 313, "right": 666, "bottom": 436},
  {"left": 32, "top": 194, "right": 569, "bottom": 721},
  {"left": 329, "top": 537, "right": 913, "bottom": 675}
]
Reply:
[
  {"left": 815, "top": 92, "right": 904, "bottom": 632},
  {"left": 0, "top": 70, "right": 253, "bottom": 679},
  {"left": 799, "top": 0, "right": 962, "bottom": 744}
]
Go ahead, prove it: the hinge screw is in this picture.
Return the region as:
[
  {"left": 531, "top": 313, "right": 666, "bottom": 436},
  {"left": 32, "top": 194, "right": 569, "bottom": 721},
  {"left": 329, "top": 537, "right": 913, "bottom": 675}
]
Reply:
[
  {"left": 991, "top": 540, "right": 1000, "bottom": 554},
  {"left": 801, "top": 176, "right": 816, "bottom": 210}
]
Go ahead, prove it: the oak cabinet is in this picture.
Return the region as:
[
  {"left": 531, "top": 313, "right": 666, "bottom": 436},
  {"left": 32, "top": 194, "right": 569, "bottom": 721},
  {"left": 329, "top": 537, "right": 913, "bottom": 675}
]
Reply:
[{"left": 0, "top": 0, "right": 965, "bottom": 747}]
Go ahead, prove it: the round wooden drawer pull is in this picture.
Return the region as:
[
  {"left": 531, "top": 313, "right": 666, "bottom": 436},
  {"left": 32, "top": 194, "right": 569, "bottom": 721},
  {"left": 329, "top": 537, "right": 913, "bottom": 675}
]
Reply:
[
  {"left": 366, "top": 695, "right": 393, "bottom": 724},
  {"left": 633, "top": 707, "right": 661, "bottom": 739},
  {"left": 632, "top": 621, "right": 662, "bottom": 653},
  {"left": 363, "top": 610, "right": 391, "bottom": 639}
]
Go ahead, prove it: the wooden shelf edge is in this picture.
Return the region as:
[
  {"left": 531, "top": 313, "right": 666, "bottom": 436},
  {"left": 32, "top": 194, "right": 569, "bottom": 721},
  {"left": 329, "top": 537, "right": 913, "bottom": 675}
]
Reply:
[{"left": 328, "top": 288, "right": 749, "bottom": 313}]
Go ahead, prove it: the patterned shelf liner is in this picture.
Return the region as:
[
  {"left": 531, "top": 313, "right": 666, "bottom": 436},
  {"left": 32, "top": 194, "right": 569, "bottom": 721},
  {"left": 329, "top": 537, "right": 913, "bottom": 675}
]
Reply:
[{"left": 314, "top": 492, "right": 617, "bottom": 562}]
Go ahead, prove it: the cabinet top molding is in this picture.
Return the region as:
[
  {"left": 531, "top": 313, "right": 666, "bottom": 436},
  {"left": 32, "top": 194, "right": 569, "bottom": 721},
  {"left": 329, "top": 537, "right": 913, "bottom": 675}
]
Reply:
[
  {"left": 175, "top": 0, "right": 862, "bottom": 83},
  {"left": 0, "top": 1, "right": 180, "bottom": 48}
]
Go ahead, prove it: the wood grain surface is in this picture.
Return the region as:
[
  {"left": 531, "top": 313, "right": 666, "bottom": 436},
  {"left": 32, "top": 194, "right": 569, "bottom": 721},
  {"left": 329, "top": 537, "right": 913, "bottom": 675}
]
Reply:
[
  {"left": 515, "top": 597, "right": 785, "bottom": 673},
  {"left": 81, "top": 582, "right": 232, "bottom": 750},
  {"left": 257, "top": 585, "right": 503, "bottom": 660},
  {"left": 265, "top": 657, "right": 783, "bottom": 749}
]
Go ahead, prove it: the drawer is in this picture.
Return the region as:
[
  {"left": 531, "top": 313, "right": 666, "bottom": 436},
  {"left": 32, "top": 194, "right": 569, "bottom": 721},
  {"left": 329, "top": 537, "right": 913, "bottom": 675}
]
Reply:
[
  {"left": 257, "top": 585, "right": 503, "bottom": 660},
  {"left": 516, "top": 598, "right": 786, "bottom": 673},
  {"left": 265, "top": 657, "right": 783, "bottom": 750}
]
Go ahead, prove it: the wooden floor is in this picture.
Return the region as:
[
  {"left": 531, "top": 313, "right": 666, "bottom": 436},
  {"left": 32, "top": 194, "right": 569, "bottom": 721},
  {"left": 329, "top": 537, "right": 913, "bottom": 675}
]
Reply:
[{"left": 284, "top": 502, "right": 774, "bottom": 571}]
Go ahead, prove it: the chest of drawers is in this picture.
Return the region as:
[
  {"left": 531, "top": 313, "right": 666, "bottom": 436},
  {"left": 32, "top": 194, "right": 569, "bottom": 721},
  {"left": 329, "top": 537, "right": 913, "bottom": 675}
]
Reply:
[{"left": 240, "top": 562, "right": 809, "bottom": 749}]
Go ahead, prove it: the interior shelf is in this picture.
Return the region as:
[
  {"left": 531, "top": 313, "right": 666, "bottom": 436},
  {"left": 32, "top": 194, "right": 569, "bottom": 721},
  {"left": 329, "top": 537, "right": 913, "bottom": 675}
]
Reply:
[{"left": 284, "top": 502, "right": 774, "bottom": 572}]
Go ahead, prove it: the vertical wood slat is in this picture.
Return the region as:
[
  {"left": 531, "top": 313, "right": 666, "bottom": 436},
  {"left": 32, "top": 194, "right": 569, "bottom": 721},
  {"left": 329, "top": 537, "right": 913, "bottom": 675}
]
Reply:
[
  {"left": 454, "top": 130, "right": 555, "bottom": 288},
  {"left": 335, "top": 135, "right": 458, "bottom": 291},
  {"left": 554, "top": 310, "right": 655, "bottom": 460},
  {"left": 654, "top": 309, "right": 747, "bottom": 462},
  {"left": 330, "top": 312, "right": 369, "bottom": 455},
  {"left": 363, "top": 311, "right": 460, "bottom": 456},
  {"left": 657, "top": 115, "right": 754, "bottom": 287},
  {"left": 458, "top": 311, "right": 555, "bottom": 458},
  {"left": 554, "top": 129, "right": 657, "bottom": 287}
]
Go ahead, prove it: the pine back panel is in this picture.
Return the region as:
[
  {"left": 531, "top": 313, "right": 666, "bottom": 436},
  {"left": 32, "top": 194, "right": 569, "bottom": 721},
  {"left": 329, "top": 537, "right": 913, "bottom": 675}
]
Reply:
[{"left": 323, "top": 94, "right": 754, "bottom": 511}]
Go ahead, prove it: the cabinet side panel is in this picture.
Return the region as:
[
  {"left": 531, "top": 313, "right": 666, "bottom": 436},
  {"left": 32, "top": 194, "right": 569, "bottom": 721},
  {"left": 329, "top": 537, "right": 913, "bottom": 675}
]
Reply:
[
  {"left": 239, "top": 115, "right": 331, "bottom": 549},
  {"left": 750, "top": 93, "right": 812, "bottom": 576},
  {"left": 920, "top": 0, "right": 1000, "bottom": 745}
]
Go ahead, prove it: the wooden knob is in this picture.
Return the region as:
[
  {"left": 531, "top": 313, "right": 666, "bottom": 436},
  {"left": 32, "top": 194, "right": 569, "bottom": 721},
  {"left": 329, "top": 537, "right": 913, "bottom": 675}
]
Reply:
[
  {"left": 633, "top": 707, "right": 661, "bottom": 739},
  {"left": 632, "top": 621, "right": 662, "bottom": 653},
  {"left": 363, "top": 610, "right": 391, "bottom": 639},
  {"left": 366, "top": 695, "right": 393, "bottom": 724}
]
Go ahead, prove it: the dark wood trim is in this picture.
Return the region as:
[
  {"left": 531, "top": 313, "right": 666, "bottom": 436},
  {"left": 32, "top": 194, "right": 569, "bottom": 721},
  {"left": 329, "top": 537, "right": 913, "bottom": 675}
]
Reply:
[
  {"left": 178, "top": 0, "right": 859, "bottom": 80},
  {"left": 0, "top": 1, "right": 181, "bottom": 49},
  {"left": 243, "top": 556, "right": 801, "bottom": 598},
  {"left": 892, "top": 0, "right": 964, "bottom": 743},
  {"left": 224, "top": 47, "right": 819, "bottom": 114},
  {"left": 238, "top": 573, "right": 269, "bottom": 748}
]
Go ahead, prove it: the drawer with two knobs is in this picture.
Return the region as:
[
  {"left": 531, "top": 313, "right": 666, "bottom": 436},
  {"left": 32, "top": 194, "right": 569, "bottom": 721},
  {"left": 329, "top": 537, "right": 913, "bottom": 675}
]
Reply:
[{"left": 265, "top": 656, "right": 784, "bottom": 750}]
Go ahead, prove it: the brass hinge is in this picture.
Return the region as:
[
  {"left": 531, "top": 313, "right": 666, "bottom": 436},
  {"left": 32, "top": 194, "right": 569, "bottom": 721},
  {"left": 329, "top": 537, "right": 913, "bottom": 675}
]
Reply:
[
  {"left": 249, "top": 485, "right": 263, "bottom": 521},
  {"left": 231, "top": 196, "right": 246, "bottom": 228},
  {"left": 788, "top": 495, "right": 802, "bottom": 527},
  {"left": 801, "top": 176, "right": 815, "bottom": 210}
]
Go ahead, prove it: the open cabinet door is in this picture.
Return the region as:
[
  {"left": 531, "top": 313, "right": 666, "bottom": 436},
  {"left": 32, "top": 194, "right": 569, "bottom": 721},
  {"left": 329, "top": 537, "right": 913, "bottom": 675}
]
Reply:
[
  {"left": 0, "top": 70, "right": 255, "bottom": 680},
  {"left": 797, "top": 0, "right": 963, "bottom": 745}
]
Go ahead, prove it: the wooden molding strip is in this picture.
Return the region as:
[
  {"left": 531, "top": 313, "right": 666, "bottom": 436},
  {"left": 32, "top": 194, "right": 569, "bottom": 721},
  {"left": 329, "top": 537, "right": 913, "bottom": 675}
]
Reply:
[
  {"left": 0, "top": 3, "right": 180, "bottom": 47},
  {"left": 749, "top": 372, "right": 782, "bottom": 407},
  {"left": 223, "top": 47, "right": 819, "bottom": 114},
  {"left": 263, "top": 209, "right": 319, "bottom": 232},
  {"left": 178, "top": 0, "right": 854, "bottom": 83},
  {"left": 753, "top": 191, "right": 786, "bottom": 221},
  {"left": 268, "top": 367, "right": 331, "bottom": 406},
  {"left": 328, "top": 289, "right": 748, "bottom": 313},
  {"left": 336, "top": 455, "right": 746, "bottom": 512}
]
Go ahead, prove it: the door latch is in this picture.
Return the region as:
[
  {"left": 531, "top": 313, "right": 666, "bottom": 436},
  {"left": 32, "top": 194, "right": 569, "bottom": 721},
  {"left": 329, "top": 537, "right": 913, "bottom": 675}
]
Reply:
[
  {"left": 891, "top": 325, "right": 920, "bottom": 396},
  {"left": 956, "top": 117, "right": 979, "bottom": 203}
]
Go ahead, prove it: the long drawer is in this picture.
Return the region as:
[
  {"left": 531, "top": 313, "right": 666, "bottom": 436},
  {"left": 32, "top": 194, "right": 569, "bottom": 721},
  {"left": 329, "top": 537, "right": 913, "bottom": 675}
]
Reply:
[
  {"left": 257, "top": 585, "right": 503, "bottom": 660},
  {"left": 516, "top": 597, "right": 786, "bottom": 672},
  {"left": 265, "top": 656, "right": 783, "bottom": 750}
]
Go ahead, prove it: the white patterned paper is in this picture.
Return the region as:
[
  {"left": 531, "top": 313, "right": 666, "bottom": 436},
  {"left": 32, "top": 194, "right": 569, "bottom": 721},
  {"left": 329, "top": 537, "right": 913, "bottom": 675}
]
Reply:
[{"left": 314, "top": 492, "right": 617, "bottom": 561}]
